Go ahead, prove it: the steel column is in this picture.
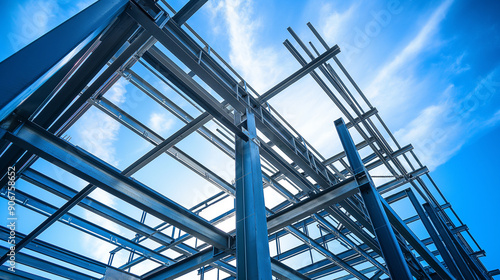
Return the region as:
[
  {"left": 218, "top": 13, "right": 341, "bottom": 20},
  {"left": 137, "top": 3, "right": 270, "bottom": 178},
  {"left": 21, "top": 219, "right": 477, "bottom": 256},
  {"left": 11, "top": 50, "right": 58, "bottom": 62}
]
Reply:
[
  {"left": 423, "top": 203, "right": 476, "bottom": 279},
  {"left": 334, "top": 118, "right": 412, "bottom": 280},
  {"left": 235, "top": 111, "right": 272, "bottom": 280},
  {"left": 406, "top": 189, "right": 462, "bottom": 279}
]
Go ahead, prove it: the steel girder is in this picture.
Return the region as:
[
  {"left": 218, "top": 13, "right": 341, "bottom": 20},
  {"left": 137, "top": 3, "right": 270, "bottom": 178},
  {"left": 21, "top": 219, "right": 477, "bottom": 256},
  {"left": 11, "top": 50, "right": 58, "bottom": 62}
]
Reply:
[
  {"left": 0, "top": 226, "right": 139, "bottom": 278},
  {"left": 0, "top": 0, "right": 130, "bottom": 121},
  {"left": 0, "top": 245, "right": 95, "bottom": 279},
  {"left": 1, "top": 121, "right": 232, "bottom": 249}
]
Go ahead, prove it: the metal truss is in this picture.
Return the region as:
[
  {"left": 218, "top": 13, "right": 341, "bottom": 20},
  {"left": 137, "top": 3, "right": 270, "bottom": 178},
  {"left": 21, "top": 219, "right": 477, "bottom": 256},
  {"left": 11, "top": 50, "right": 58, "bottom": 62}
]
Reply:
[{"left": 0, "top": 0, "right": 496, "bottom": 279}]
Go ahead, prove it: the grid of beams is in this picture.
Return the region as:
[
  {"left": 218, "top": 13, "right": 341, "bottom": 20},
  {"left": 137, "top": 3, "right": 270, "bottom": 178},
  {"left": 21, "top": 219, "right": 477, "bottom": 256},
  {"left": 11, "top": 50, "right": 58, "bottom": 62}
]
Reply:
[{"left": 0, "top": 0, "right": 494, "bottom": 279}]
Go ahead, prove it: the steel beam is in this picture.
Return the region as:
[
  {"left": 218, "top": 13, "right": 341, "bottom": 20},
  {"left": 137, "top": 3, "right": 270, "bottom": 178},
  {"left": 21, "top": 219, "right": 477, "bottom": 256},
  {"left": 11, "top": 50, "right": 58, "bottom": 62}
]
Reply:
[
  {"left": 21, "top": 168, "right": 196, "bottom": 256},
  {"left": 0, "top": 111, "right": 211, "bottom": 265},
  {"left": 380, "top": 198, "right": 453, "bottom": 279},
  {"left": 0, "top": 12, "right": 138, "bottom": 186},
  {"left": 0, "top": 226, "right": 139, "bottom": 278},
  {"left": 266, "top": 177, "right": 358, "bottom": 233},
  {"left": 312, "top": 214, "right": 388, "bottom": 276},
  {"left": 1, "top": 121, "right": 231, "bottom": 249},
  {"left": 92, "top": 97, "right": 235, "bottom": 195},
  {"left": 423, "top": 203, "right": 475, "bottom": 279},
  {"left": 0, "top": 0, "right": 129, "bottom": 121},
  {"left": 334, "top": 118, "right": 412, "bottom": 280},
  {"left": 406, "top": 189, "right": 462, "bottom": 279},
  {"left": 285, "top": 226, "right": 368, "bottom": 280},
  {"left": 257, "top": 45, "right": 340, "bottom": 103},
  {"left": 377, "top": 166, "right": 429, "bottom": 194},
  {"left": 235, "top": 111, "right": 272, "bottom": 279},
  {"left": 0, "top": 265, "right": 50, "bottom": 280},
  {"left": 123, "top": 111, "right": 211, "bottom": 174},
  {"left": 143, "top": 247, "right": 231, "bottom": 280},
  {"left": 129, "top": 2, "right": 336, "bottom": 191},
  {"left": 0, "top": 245, "right": 95, "bottom": 280},
  {"left": 0, "top": 188, "right": 175, "bottom": 266},
  {"left": 172, "top": 0, "right": 208, "bottom": 25},
  {"left": 0, "top": 182, "right": 95, "bottom": 265},
  {"left": 270, "top": 258, "right": 311, "bottom": 280}
]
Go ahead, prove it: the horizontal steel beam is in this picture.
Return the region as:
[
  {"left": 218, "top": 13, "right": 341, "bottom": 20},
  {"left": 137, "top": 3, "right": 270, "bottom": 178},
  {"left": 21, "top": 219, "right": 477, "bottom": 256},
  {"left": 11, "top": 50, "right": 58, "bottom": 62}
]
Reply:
[
  {"left": 1, "top": 188, "right": 175, "bottom": 266},
  {"left": 285, "top": 226, "right": 368, "bottom": 280},
  {"left": 0, "top": 245, "right": 94, "bottom": 280},
  {"left": 21, "top": 168, "right": 196, "bottom": 256},
  {"left": 267, "top": 177, "right": 358, "bottom": 233},
  {"left": 258, "top": 45, "right": 341, "bottom": 103},
  {"left": 143, "top": 247, "right": 231, "bottom": 280},
  {"left": 0, "top": 226, "right": 140, "bottom": 278},
  {"left": 123, "top": 111, "right": 211, "bottom": 174},
  {"left": 172, "top": 0, "right": 208, "bottom": 25},
  {"left": 1, "top": 121, "right": 232, "bottom": 249},
  {"left": 377, "top": 166, "right": 429, "bottom": 194},
  {"left": 0, "top": 265, "right": 50, "bottom": 280},
  {"left": 270, "top": 258, "right": 311, "bottom": 280}
]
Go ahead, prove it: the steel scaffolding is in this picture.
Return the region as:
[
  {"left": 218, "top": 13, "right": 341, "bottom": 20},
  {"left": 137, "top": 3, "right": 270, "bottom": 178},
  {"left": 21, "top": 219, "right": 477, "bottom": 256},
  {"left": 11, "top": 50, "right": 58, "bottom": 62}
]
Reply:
[{"left": 0, "top": 0, "right": 497, "bottom": 279}]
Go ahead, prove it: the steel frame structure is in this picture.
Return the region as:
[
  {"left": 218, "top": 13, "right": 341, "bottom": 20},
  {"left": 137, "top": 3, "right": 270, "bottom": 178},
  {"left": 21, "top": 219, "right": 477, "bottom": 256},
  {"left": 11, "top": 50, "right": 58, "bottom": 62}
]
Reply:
[{"left": 0, "top": 0, "right": 496, "bottom": 279}]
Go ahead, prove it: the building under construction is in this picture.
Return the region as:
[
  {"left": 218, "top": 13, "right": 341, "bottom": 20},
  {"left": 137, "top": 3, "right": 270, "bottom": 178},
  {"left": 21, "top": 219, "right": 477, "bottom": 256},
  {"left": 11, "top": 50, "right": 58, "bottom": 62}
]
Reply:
[{"left": 0, "top": 0, "right": 497, "bottom": 279}]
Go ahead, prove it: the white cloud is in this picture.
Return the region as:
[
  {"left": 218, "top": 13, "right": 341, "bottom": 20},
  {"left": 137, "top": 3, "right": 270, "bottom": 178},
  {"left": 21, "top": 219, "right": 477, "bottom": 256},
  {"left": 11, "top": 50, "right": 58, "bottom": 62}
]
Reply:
[
  {"left": 395, "top": 66, "right": 500, "bottom": 170},
  {"left": 320, "top": 2, "right": 358, "bottom": 44},
  {"left": 8, "top": 0, "right": 59, "bottom": 51},
  {"left": 446, "top": 52, "right": 471, "bottom": 74},
  {"left": 485, "top": 109, "right": 500, "bottom": 128},
  {"left": 367, "top": 0, "right": 454, "bottom": 100},
  {"left": 208, "top": 0, "right": 286, "bottom": 93},
  {"left": 359, "top": 0, "right": 455, "bottom": 129},
  {"left": 148, "top": 112, "right": 175, "bottom": 134},
  {"left": 394, "top": 98, "right": 463, "bottom": 170}
]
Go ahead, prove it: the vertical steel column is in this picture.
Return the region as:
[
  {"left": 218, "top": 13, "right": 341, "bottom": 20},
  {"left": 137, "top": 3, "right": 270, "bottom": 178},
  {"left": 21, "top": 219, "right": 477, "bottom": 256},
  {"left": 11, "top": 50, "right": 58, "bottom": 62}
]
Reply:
[
  {"left": 423, "top": 203, "right": 476, "bottom": 279},
  {"left": 334, "top": 118, "right": 412, "bottom": 280},
  {"left": 235, "top": 110, "right": 273, "bottom": 280},
  {"left": 406, "top": 189, "right": 463, "bottom": 279}
]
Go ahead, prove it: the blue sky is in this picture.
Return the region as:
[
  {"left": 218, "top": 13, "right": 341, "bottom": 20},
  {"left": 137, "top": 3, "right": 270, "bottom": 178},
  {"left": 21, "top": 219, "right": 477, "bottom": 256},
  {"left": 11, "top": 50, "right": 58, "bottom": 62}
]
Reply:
[{"left": 1, "top": 0, "right": 499, "bottom": 278}]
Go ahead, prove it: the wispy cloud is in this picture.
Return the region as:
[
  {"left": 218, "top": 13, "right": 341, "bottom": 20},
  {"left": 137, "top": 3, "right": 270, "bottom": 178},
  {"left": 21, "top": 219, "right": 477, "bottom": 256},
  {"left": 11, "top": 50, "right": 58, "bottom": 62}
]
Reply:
[
  {"left": 366, "top": 0, "right": 454, "bottom": 102},
  {"left": 446, "top": 52, "right": 471, "bottom": 74},
  {"left": 9, "top": 0, "right": 59, "bottom": 51},
  {"left": 148, "top": 112, "right": 175, "bottom": 135},
  {"left": 395, "top": 67, "right": 500, "bottom": 170},
  {"left": 319, "top": 2, "right": 359, "bottom": 44},
  {"left": 207, "top": 0, "right": 286, "bottom": 92}
]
